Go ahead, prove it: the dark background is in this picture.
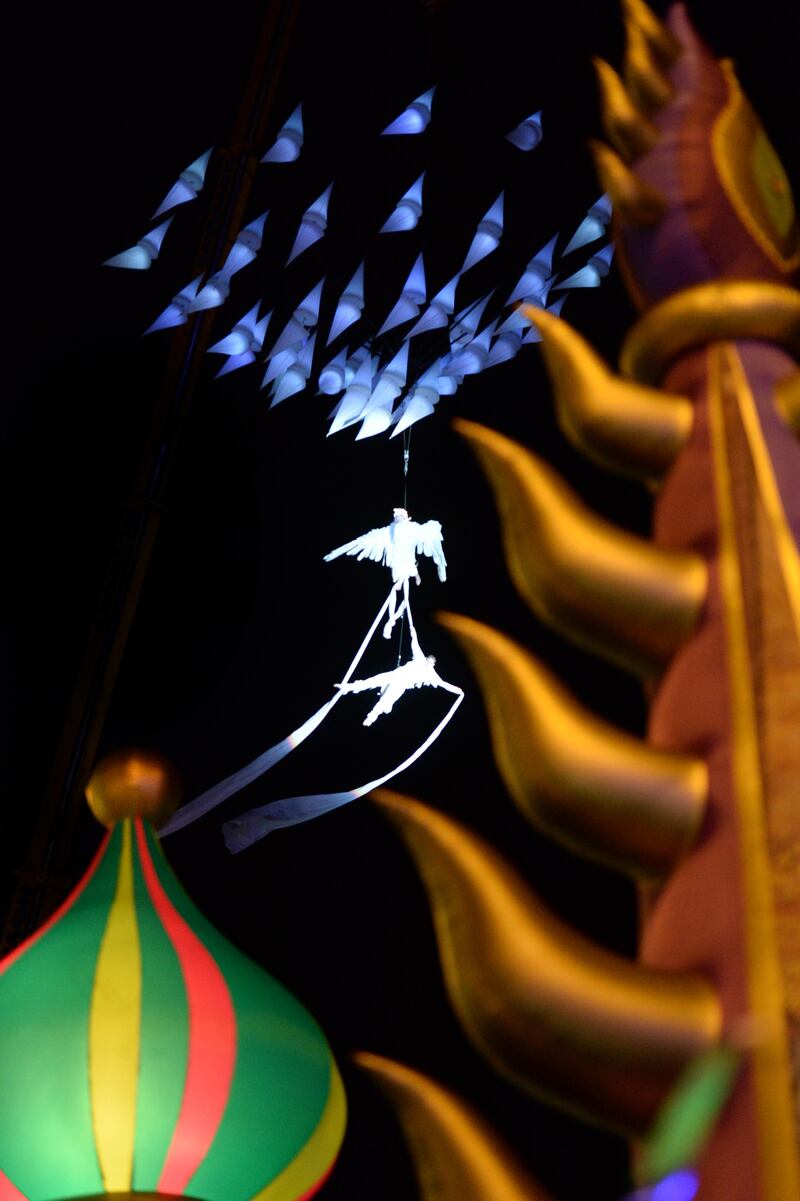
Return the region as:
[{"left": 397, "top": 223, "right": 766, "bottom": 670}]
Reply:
[{"left": 4, "top": 2, "right": 798, "bottom": 1198}]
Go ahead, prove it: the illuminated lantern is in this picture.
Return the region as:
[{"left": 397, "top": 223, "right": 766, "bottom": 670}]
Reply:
[
  {"left": 261, "top": 104, "right": 304, "bottom": 164},
  {"left": 521, "top": 293, "right": 566, "bottom": 342},
  {"left": 0, "top": 750, "right": 346, "bottom": 1201},
  {"left": 189, "top": 213, "right": 269, "bottom": 313},
  {"left": 505, "top": 109, "right": 543, "bottom": 152},
  {"left": 287, "top": 185, "right": 333, "bottom": 265},
  {"left": 486, "top": 317, "right": 524, "bottom": 368},
  {"left": 562, "top": 192, "right": 612, "bottom": 254},
  {"left": 380, "top": 173, "right": 425, "bottom": 233},
  {"left": 103, "top": 217, "right": 173, "bottom": 271},
  {"left": 461, "top": 193, "right": 504, "bottom": 273},
  {"left": 327, "top": 263, "right": 365, "bottom": 344},
  {"left": 153, "top": 148, "right": 213, "bottom": 219},
  {"left": 381, "top": 88, "right": 435, "bottom": 135},
  {"left": 377, "top": 254, "right": 427, "bottom": 336},
  {"left": 261, "top": 345, "right": 300, "bottom": 389}
]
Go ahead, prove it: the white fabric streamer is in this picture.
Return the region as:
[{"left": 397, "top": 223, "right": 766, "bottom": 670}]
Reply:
[
  {"left": 222, "top": 688, "right": 464, "bottom": 852},
  {"left": 159, "top": 588, "right": 396, "bottom": 836}
]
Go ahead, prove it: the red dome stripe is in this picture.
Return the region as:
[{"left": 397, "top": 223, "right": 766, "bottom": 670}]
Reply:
[
  {"left": 0, "top": 834, "right": 110, "bottom": 978},
  {"left": 0, "top": 1168, "right": 30, "bottom": 1201},
  {"left": 135, "top": 821, "right": 237, "bottom": 1194}
]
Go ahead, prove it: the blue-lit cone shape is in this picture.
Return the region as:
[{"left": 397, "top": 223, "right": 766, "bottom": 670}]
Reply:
[
  {"left": 486, "top": 319, "right": 524, "bottom": 368},
  {"left": 355, "top": 344, "right": 409, "bottom": 439},
  {"left": 327, "top": 264, "right": 365, "bottom": 345},
  {"left": 450, "top": 292, "right": 493, "bottom": 349},
  {"left": 448, "top": 319, "right": 496, "bottom": 376},
  {"left": 144, "top": 273, "right": 204, "bottom": 334},
  {"left": 210, "top": 304, "right": 271, "bottom": 378},
  {"left": 219, "top": 211, "right": 269, "bottom": 279},
  {"left": 437, "top": 353, "right": 464, "bottom": 395},
  {"left": 391, "top": 360, "right": 443, "bottom": 436},
  {"left": 328, "top": 356, "right": 377, "bottom": 434},
  {"left": 104, "top": 217, "right": 173, "bottom": 270},
  {"left": 461, "top": 193, "right": 504, "bottom": 273},
  {"left": 380, "top": 173, "right": 425, "bottom": 233},
  {"left": 271, "top": 278, "right": 325, "bottom": 356},
  {"left": 317, "top": 347, "right": 349, "bottom": 395},
  {"left": 407, "top": 274, "right": 459, "bottom": 338},
  {"left": 153, "top": 148, "right": 213, "bottom": 219},
  {"left": 506, "top": 234, "right": 558, "bottom": 305},
  {"left": 377, "top": 254, "right": 426, "bottom": 335},
  {"left": 563, "top": 192, "right": 612, "bottom": 254},
  {"left": 262, "top": 347, "right": 300, "bottom": 389},
  {"left": 381, "top": 88, "right": 435, "bottom": 135},
  {"left": 261, "top": 104, "right": 304, "bottom": 164},
  {"left": 271, "top": 332, "right": 317, "bottom": 406},
  {"left": 505, "top": 109, "right": 543, "bottom": 152},
  {"left": 554, "top": 242, "right": 614, "bottom": 290},
  {"left": 287, "top": 185, "right": 333, "bottom": 265}
]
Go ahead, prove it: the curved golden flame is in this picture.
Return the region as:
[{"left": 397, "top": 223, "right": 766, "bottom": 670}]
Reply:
[
  {"left": 438, "top": 612, "right": 707, "bottom": 878},
  {"left": 522, "top": 305, "right": 693, "bottom": 484},
  {"left": 588, "top": 140, "right": 666, "bottom": 228},
  {"left": 454, "top": 418, "right": 707, "bottom": 677},
  {"left": 354, "top": 1053, "right": 553, "bottom": 1201},
  {"left": 593, "top": 56, "right": 660, "bottom": 163},
  {"left": 372, "top": 791, "right": 722, "bottom": 1135}
]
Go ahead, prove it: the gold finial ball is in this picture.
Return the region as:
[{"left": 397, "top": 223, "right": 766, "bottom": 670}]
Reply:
[{"left": 86, "top": 749, "right": 182, "bottom": 829}]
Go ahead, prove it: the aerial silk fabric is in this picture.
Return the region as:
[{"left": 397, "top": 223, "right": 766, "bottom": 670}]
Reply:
[
  {"left": 0, "top": 821, "right": 345, "bottom": 1201},
  {"left": 161, "top": 585, "right": 462, "bottom": 844}
]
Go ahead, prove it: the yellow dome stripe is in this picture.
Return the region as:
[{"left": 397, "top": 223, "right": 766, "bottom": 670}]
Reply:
[
  {"left": 249, "top": 1062, "right": 347, "bottom": 1201},
  {"left": 88, "top": 821, "right": 142, "bottom": 1190}
]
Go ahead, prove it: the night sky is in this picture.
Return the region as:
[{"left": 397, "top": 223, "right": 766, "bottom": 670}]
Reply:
[{"left": 5, "top": 2, "right": 798, "bottom": 1198}]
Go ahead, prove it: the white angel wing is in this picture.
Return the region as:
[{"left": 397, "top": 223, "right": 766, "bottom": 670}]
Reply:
[
  {"left": 412, "top": 519, "right": 446, "bottom": 581},
  {"left": 323, "top": 524, "right": 393, "bottom": 567}
]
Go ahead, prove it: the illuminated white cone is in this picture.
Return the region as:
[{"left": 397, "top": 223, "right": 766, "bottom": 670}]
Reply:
[
  {"left": 407, "top": 274, "right": 459, "bottom": 338},
  {"left": 381, "top": 88, "right": 435, "bottom": 135},
  {"left": 317, "top": 346, "right": 349, "bottom": 395},
  {"left": 377, "top": 254, "right": 427, "bottom": 335},
  {"left": 563, "top": 193, "right": 612, "bottom": 254},
  {"left": 449, "top": 319, "right": 496, "bottom": 376},
  {"left": 391, "top": 360, "right": 443, "bottom": 436},
  {"left": 104, "top": 217, "right": 173, "bottom": 270},
  {"left": 450, "top": 292, "right": 493, "bottom": 348},
  {"left": 328, "top": 356, "right": 377, "bottom": 434},
  {"left": 153, "top": 148, "right": 213, "bottom": 218},
  {"left": 327, "top": 263, "right": 365, "bottom": 344},
  {"left": 261, "top": 104, "right": 303, "bottom": 164},
  {"left": 461, "top": 193, "right": 504, "bottom": 272},
  {"left": 380, "top": 173, "right": 425, "bottom": 233},
  {"left": 506, "top": 235, "right": 558, "bottom": 305},
  {"left": 271, "top": 277, "right": 325, "bottom": 355},
  {"left": 287, "top": 185, "right": 333, "bottom": 264},
  {"left": 219, "top": 211, "right": 269, "bottom": 278},
  {"left": 144, "top": 273, "right": 204, "bottom": 334},
  {"left": 271, "top": 332, "right": 317, "bottom": 405},
  {"left": 505, "top": 110, "right": 542, "bottom": 152},
  {"left": 554, "top": 243, "right": 614, "bottom": 290}
]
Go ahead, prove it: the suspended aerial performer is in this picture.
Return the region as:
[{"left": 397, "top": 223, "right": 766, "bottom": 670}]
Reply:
[
  {"left": 324, "top": 506, "right": 446, "bottom": 638},
  {"left": 336, "top": 639, "right": 462, "bottom": 726}
]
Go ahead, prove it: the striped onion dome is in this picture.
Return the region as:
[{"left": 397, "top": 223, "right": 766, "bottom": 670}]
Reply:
[{"left": 0, "top": 752, "right": 346, "bottom": 1201}]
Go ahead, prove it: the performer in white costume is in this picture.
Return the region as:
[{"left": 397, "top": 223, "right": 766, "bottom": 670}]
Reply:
[
  {"left": 336, "top": 640, "right": 462, "bottom": 725},
  {"left": 324, "top": 507, "right": 446, "bottom": 637}
]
